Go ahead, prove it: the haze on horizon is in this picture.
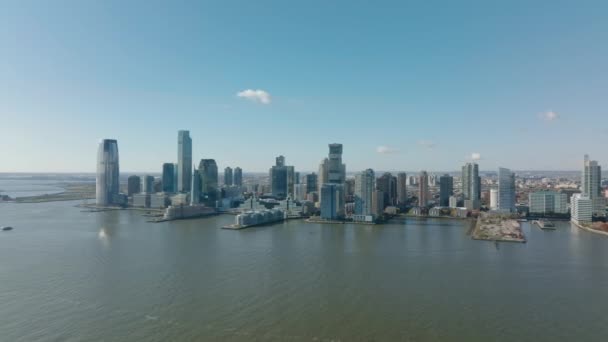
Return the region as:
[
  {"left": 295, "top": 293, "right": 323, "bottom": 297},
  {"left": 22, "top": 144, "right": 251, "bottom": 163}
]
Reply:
[{"left": 1, "top": 0, "right": 607, "bottom": 173}]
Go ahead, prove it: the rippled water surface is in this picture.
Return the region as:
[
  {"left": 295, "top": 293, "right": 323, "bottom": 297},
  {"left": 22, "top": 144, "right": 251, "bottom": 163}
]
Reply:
[{"left": 1, "top": 201, "right": 607, "bottom": 341}]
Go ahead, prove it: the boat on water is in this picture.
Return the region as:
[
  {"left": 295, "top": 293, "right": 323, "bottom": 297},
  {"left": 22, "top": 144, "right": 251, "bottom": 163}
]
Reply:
[{"left": 2, "top": 226, "right": 13, "bottom": 231}]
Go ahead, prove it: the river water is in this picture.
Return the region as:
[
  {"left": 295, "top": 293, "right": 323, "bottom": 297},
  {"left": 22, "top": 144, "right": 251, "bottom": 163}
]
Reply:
[{"left": 1, "top": 201, "right": 607, "bottom": 341}]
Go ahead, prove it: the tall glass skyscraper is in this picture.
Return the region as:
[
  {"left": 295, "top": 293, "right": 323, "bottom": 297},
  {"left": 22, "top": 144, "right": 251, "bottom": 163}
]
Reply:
[
  {"left": 582, "top": 154, "right": 604, "bottom": 216},
  {"left": 462, "top": 162, "right": 480, "bottom": 209},
  {"left": 162, "top": 163, "right": 176, "bottom": 193},
  {"left": 397, "top": 172, "right": 407, "bottom": 206},
  {"left": 177, "top": 130, "right": 192, "bottom": 193},
  {"left": 355, "top": 169, "right": 375, "bottom": 216},
  {"left": 96, "top": 139, "right": 120, "bottom": 206},
  {"left": 418, "top": 171, "right": 429, "bottom": 207},
  {"left": 439, "top": 174, "right": 453, "bottom": 207},
  {"left": 234, "top": 167, "right": 243, "bottom": 187},
  {"left": 224, "top": 167, "right": 233, "bottom": 186},
  {"left": 199, "top": 159, "right": 219, "bottom": 206},
  {"left": 497, "top": 167, "right": 515, "bottom": 212}
]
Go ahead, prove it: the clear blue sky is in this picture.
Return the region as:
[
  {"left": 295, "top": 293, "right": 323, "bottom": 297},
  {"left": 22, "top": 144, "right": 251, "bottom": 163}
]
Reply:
[{"left": 1, "top": 0, "right": 607, "bottom": 173}]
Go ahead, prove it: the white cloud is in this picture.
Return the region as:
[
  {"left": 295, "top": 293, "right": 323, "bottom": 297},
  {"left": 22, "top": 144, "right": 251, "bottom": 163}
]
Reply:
[
  {"left": 417, "top": 140, "right": 436, "bottom": 149},
  {"left": 541, "top": 110, "right": 558, "bottom": 121},
  {"left": 471, "top": 153, "right": 481, "bottom": 160},
  {"left": 236, "top": 89, "right": 271, "bottom": 104},
  {"left": 377, "top": 145, "right": 399, "bottom": 154}
]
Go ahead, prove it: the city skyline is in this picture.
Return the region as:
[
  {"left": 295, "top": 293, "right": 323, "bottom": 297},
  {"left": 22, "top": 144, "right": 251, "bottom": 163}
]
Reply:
[{"left": 2, "top": 1, "right": 608, "bottom": 172}]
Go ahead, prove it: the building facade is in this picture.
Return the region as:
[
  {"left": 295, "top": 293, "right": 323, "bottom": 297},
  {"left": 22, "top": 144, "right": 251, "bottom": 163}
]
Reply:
[
  {"left": 234, "top": 167, "right": 243, "bottom": 187},
  {"left": 162, "top": 163, "right": 176, "bottom": 193},
  {"left": 439, "top": 174, "right": 453, "bottom": 207},
  {"left": 418, "top": 171, "right": 429, "bottom": 207},
  {"left": 529, "top": 191, "right": 568, "bottom": 214},
  {"left": 96, "top": 139, "right": 120, "bottom": 206},
  {"left": 462, "top": 162, "right": 480, "bottom": 210},
  {"left": 127, "top": 175, "right": 141, "bottom": 196},
  {"left": 177, "top": 130, "right": 192, "bottom": 193},
  {"left": 571, "top": 194, "right": 593, "bottom": 224},
  {"left": 497, "top": 167, "right": 516, "bottom": 212},
  {"left": 355, "top": 169, "right": 375, "bottom": 217},
  {"left": 224, "top": 167, "right": 233, "bottom": 186},
  {"left": 199, "top": 159, "right": 219, "bottom": 206}
]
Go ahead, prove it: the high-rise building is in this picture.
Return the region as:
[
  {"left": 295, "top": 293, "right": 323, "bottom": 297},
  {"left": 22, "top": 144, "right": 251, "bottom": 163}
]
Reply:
[
  {"left": 127, "top": 175, "right": 141, "bottom": 196},
  {"left": 529, "top": 191, "right": 568, "bottom": 214},
  {"left": 344, "top": 178, "right": 355, "bottom": 202},
  {"left": 177, "top": 130, "right": 192, "bottom": 193},
  {"left": 191, "top": 168, "right": 201, "bottom": 205},
  {"left": 224, "top": 167, "right": 233, "bottom": 186},
  {"left": 320, "top": 183, "right": 345, "bottom": 220},
  {"left": 162, "top": 163, "right": 176, "bottom": 193},
  {"left": 199, "top": 159, "right": 219, "bottom": 206},
  {"left": 377, "top": 172, "right": 397, "bottom": 207},
  {"left": 269, "top": 156, "right": 294, "bottom": 199},
  {"left": 418, "top": 171, "right": 429, "bottom": 207},
  {"left": 572, "top": 194, "right": 593, "bottom": 224},
  {"left": 497, "top": 167, "right": 516, "bottom": 212},
  {"left": 141, "top": 175, "right": 154, "bottom": 194},
  {"left": 582, "top": 155, "right": 605, "bottom": 216},
  {"left": 462, "top": 163, "right": 480, "bottom": 209},
  {"left": 355, "top": 169, "right": 375, "bottom": 217},
  {"left": 294, "top": 183, "right": 307, "bottom": 201},
  {"left": 372, "top": 190, "right": 385, "bottom": 217},
  {"left": 234, "top": 167, "right": 243, "bottom": 187},
  {"left": 449, "top": 196, "right": 458, "bottom": 208},
  {"left": 327, "top": 143, "right": 346, "bottom": 184},
  {"left": 490, "top": 189, "right": 498, "bottom": 210},
  {"left": 439, "top": 174, "right": 453, "bottom": 207},
  {"left": 305, "top": 173, "right": 318, "bottom": 194},
  {"left": 397, "top": 172, "right": 407, "bottom": 206},
  {"left": 96, "top": 139, "right": 120, "bottom": 206},
  {"left": 153, "top": 178, "right": 163, "bottom": 193},
  {"left": 318, "top": 158, "right": 329, "bottom": 193}
]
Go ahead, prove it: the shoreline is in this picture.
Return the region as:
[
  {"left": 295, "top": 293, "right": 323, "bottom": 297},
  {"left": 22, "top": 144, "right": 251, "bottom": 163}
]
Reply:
[{"left": 572, "top": 221, "right": 608, "bottom": 237}]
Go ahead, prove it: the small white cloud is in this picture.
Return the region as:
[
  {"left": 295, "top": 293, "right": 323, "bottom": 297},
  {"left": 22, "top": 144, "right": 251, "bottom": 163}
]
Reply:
[
  {"left": 540, "top": 110, "right": 559, "bottom": 121},
  {"left": 236, "top": 89, "right": 271, "bottom": 104},
  {"left": 377, "top": 145, "right": 399, "bottom": 154},
  {"left": 471, "top": 153, "right": 481, "bottom": 161},
  {"left": 417, "top": 140, "right": 436, "bottom": 149}
]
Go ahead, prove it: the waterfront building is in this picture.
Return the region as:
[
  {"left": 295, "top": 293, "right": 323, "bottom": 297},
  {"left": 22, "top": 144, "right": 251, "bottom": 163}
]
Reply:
[
  {"left": 397, "top": 172, "right": 407, "bottom": 206},
  {"left": 150, "top": 193, "right": 170, "bottom": 209},
  {"left": 320, "top": 183, "right": 345, "bottom": 220},
  {"left": 234, "top": 167, "right": 243, "bottom": 187},
  {"left": 127, "top": 175, "right": 141, "bottom": 196},
  {"left": 96, "top": 139, "right": 120, "bottom": 206},
  {"left": 286, "top": 165, "right": 296, "bottom": 198},
  {"left": 529, "top": 191, "right": 568, "bottom": 215},
  {"left": 269, "top": 156, "right": 290, "bottom": 199},
  {"left": 305, "top": 173, "right": 318, "bottom": 194},
  {"left": 418, "top": 171, "right": 429, "bottom": 207},
  {"left": 198, "top": 159, "right": 219, "bottom": 206},
  {"left": 344, "top": 178, "right": 355, "bottom": 202},
  {"left": 224, "top": 167, "right": 233, "bottom": 186},
  {"left": 354, "top": 169, "right": 375, "bottom": 217},
  {"left": 462, "top": 162, "right": 480, "bottom": 210},
  {"left": 162, "top": 163, "right": 176, "bottom": 193},
  {"left": 439, "top": 174, "right": 453, "bottom": 207},
  {"left": 571, "top": 194, "right": 593, "bottom": 224},
  {"left": 327, "top": 143, "right": 346, "bottom": 184},
  {"left": 377, "top": 173, "right": 397, "bottom": 207},
  {"left": 490, "top": 189, "right": 498, "bottom": 210},
  {"left": 582, "top": 155, "right": 605, "bottom": 216},
  {"left": 318, "top": 158, "right": 329, "bottom": 193},
  {"left": 170, "top": 193, "right": 190, "bottom": 206},
  {"left": 372, "top": 190, "right": 385, "bottom": 218},
  {"left": 177, "top": 130, "right": 192, "bottom": 193},
  {"left": 133, "top": 193, "right": 151, "bottom": 208},
  {"left": 141, "top": 175, "right": 154, "bottom": 194},
  {"left": 497, "top": 167, "right": 516, "bottom": 213},
  {"left": 153, "top": 178, "right": 163, "bottom": 193},
  {"left": 191, "top": 169, "right": 201, "bottom": 205},
  {"left": 449, "top": 195, "right": 458, "bottom": 208}
]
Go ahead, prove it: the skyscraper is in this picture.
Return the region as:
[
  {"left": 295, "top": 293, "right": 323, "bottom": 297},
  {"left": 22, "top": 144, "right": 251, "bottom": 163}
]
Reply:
[
  {"left": 177, "top": 130, "right": 192, "bottom": 193},
  {"left": 320, "top": 183, "right": 345, "bottom": 220},
  {"left": 462, "top": 162, "right": 480, "bottom": 209},
  {"left": 270, "top": 156, "right": 293, "bottom": 199},
  {"left": 418, "top": 171, "right": 429, "bottom": 207},
  {"left": 377, "top": 172, "right": 397, "bottom": 206},
  {"left": 127, "top": 175, "right": 141, "bottom": 196},
  {"left": 397, "top": 172, "right": 407, "bottom": 206},
  {"left": 224, "top": 167, "right": 233, "bottom": 186},
  {"left": 141, "top": 175, "right": 154, "bottom": 194},
  {"left": 582, "top": 154, "right": 605, "bottom": 216},
  {"left": 318, "top": 158, "right": 329, "bottom": 194},
  {"left": 162, "top": 163, "right": 176, "bottom": 193},
  {"left": 199, "top": 159, "right": 219, "bottom": 206},
  {"left": 355, "top": 169, "right": 375, "bottom": 217},
  {"left": 191, "top": 168, "right": 201, "bottom": 205},
  {"left": 96, "top": 139, "right": 120, "bottom": 206},
  {"left": 439, "top": 174, "right": 453, "bottom": 207},
  {"left": 327, "top": 144, "right": 346, "bottom": 184},
  {"left": 497, "top": 167, "right": 516, "bottom": 212},
  {"left": 305, "top": 173, "right": 318, "bottom": 194},
  {"left": 234, "top": 167, "right": 243, "bottom": 187}
]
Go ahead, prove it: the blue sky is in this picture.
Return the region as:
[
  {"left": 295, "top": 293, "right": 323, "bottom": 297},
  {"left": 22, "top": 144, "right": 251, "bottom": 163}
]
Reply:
[{"left": 1, "top": 0, "right": 607, "bottom": 173}]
